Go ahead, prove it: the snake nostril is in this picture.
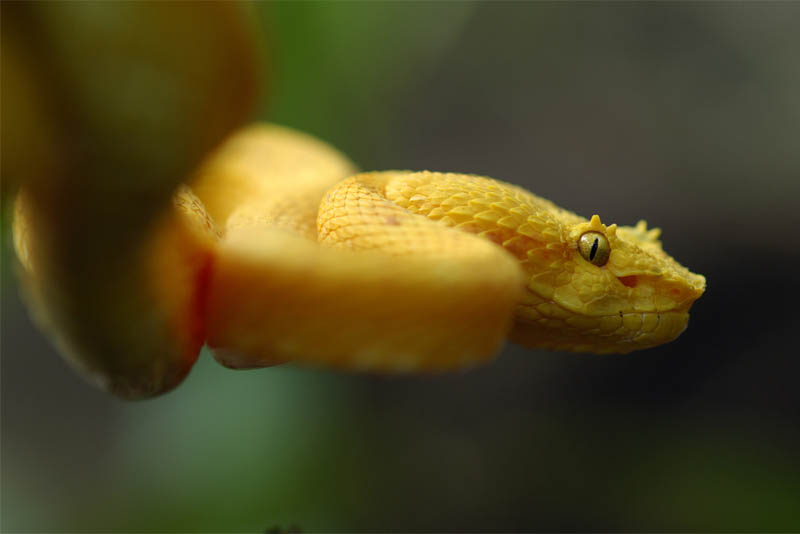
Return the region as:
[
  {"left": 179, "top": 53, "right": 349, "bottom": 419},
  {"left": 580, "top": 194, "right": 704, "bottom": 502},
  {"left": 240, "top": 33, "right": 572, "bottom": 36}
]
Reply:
[{"left": 618, "top": 275, "right": 638, "bottom": 288}]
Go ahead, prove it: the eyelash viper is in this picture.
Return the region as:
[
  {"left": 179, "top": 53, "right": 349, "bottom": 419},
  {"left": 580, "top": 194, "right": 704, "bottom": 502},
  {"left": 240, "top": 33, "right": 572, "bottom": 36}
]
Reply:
[
  {"left": 192, "top": 123, "right": 706, "bottom": 371},
  {"left": 12, "top": 122, "right": 706, "bottom": 397}
]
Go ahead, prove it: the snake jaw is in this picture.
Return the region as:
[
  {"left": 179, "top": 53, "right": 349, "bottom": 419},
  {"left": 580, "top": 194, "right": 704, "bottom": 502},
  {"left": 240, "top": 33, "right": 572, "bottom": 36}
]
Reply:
[{"left": 510, "top": 310, "right": 692, "bottom": 355}]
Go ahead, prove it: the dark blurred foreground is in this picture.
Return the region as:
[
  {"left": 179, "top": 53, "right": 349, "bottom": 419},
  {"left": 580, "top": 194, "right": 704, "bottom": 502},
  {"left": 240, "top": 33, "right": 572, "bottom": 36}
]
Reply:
[{"left": 2, "top": 3, "right": 799, "bottom": 532}]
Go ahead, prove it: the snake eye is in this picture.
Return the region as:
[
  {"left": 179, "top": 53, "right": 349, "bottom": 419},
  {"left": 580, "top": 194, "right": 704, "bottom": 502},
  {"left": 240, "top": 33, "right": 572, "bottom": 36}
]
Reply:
[{"left": 578, "top": 231, "right": 610, "bottom": 266}]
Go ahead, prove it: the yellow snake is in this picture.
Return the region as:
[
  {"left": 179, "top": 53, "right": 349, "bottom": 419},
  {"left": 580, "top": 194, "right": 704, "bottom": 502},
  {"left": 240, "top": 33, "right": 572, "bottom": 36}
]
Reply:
[
  {"left": 7, "top": 1, "right": 706, "bottom": 396},
  {"left": 188, "top": 123, "right": 706, "bottom": 372},
  {"left": 13, "top": 122, "right": 706, "bottom": 394}
]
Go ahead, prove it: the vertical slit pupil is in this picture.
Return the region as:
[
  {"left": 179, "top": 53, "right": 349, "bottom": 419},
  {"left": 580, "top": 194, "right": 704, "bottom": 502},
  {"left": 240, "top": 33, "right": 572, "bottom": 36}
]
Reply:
[{"left": 589, "top": 238, "right": 598, "bottom": 261}]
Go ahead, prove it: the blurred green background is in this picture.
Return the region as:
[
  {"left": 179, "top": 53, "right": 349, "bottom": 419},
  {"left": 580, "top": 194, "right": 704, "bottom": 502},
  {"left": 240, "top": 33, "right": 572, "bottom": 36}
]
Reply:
[{"left": 3, "top": 2, "right": 800, "bottom": 532}]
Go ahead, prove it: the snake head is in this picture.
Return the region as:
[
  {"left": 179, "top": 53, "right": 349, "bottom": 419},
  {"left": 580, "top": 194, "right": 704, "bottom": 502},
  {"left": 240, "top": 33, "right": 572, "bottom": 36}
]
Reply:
[
  {"left": 515, "top": 213, "right": 706, "bottom": 354},
  {"left": 384, "top": 171, "right": 705, "bottom": 355}
]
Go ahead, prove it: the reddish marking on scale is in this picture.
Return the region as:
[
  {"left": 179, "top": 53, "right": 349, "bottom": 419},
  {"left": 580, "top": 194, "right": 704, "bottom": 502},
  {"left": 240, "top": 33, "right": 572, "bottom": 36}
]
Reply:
[
  {"left": 482, "top": 229, "right": 509, "bottom": 247},
  {"left": 619, "top": 275, "right": 638, "bottom": 288}
]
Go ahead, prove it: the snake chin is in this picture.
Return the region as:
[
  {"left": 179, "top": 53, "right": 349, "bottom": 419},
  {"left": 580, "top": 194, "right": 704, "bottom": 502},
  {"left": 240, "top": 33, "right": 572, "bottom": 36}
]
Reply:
[{"left": 509, "top": 309, "right": 692, "bottom": 355}]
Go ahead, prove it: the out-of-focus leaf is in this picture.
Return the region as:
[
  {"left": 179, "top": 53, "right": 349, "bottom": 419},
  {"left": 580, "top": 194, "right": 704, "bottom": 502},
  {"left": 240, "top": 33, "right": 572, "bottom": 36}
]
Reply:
[{"left": 2, "top": 2, "right": 262, "bottom": 398}]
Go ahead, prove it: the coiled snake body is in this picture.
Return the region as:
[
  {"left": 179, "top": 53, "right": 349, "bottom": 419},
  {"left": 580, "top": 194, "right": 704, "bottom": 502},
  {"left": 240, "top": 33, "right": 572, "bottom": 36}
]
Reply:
[
  {"left": 189, "top": 124, "right": 706, "bottom": 371},
  {"left": 13, "top": 123, "right": 706, "bottom": 394},
  {"left": 8, "top": 1, "right": 707, "bottom": 396}
]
